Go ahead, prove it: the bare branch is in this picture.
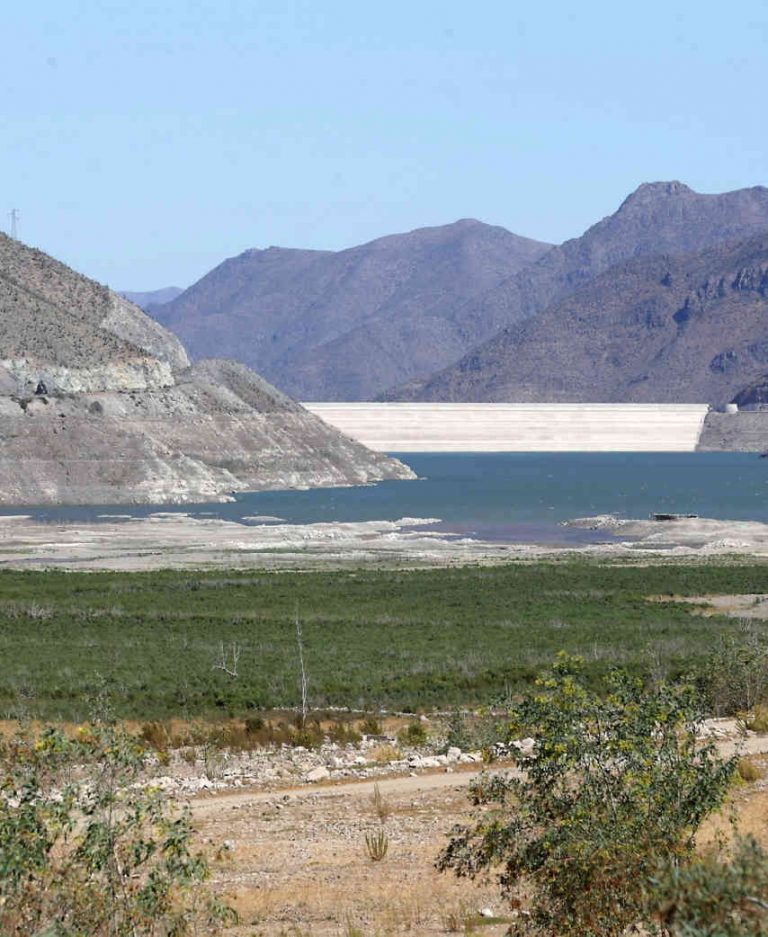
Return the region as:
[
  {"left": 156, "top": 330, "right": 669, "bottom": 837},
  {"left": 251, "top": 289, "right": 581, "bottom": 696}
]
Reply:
[
  {"left": 295, "top": 602, "right": 308, "bottom": 725},
  {"left": 213, "top": 641, "right": 241, "bottom": 678}
]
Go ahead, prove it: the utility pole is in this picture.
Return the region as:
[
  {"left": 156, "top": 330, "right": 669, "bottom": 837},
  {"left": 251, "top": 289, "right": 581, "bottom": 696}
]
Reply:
[{"left": 9, "top": 209, "right": 19, "bottom": 240}]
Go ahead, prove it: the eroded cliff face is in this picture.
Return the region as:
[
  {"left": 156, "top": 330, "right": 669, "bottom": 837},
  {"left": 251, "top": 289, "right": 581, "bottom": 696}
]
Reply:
[
  {"left": 0, "top": 236, "right": 414, "bottom": 505},
  {"left": 0, "top": 357, "right": 176, "bottom": 395},
  {"left": 0, "top": 384, "right": 414, "bottom": 505}
]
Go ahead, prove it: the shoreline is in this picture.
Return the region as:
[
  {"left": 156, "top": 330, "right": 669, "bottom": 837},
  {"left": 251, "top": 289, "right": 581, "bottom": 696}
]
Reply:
[{"left": 1, "top": 511, "right": 768, "bottom": 570}]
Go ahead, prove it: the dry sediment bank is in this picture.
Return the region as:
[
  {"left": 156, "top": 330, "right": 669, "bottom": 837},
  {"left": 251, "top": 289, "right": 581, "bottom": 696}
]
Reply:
[{"left": 1, "top": 511, "right": 768, "bottom": 571}]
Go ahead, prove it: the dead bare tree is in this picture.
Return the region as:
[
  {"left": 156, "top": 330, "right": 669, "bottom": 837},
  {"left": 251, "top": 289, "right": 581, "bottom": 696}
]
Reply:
[
  {"left": 212, "top": 641, "right": 241, "bottom": 678},
  {"left": 295, "top": 603, "right": 308, "bottom": 726}
]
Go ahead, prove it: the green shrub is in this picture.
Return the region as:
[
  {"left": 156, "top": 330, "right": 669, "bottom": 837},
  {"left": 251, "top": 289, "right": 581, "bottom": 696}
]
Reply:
[
  {"left": 3, "top": 562, "right": 768, "bottom": 721},
  {"left": 360, "top": 715, "right": 383, "bottom": 736},
  {"left": 327, "top": 720, "right": 362, "bottom": 745},
  {"left": 0, "top": 722, "right": 236, "bottom": 935},
  {"left": 443, "top": 710, "right": 473, "bottom": 751},
  {"left": 438, "top": 654, "right": 736, "bottom": 937},
  {"left": 397, "top": 720, "right": 427, "bottom": 747},
  {"left": 244, "top": 714, "right": 265, "bottom": 734},
  {"left": 441, "top": 709, "right": 505, "bottom": 755},
  {"left": 700, "top": 627, "right": 768, "bottom": 716},
  {"left": 644, "top": 835, "right": 768, "bottom": 936}
]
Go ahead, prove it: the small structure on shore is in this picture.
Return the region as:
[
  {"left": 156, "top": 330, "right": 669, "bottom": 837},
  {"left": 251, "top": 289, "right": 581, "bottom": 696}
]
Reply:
[{"left": 651, "top": 513, "right": 699, "bottom": 521}]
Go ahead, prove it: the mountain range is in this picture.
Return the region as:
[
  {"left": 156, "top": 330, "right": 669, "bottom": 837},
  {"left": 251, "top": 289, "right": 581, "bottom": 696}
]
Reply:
[
  {"left": 145, "top": 181, "right": 768, "bottom": 404},
  {"left": 151, "top": 220, "right": 551, "bottom": 400},
  {"left": 0, "top": 233, "right": 412, "bottom": 504},
  {"left": 389, "top": 235, "right": 768, "bottom": 406}
]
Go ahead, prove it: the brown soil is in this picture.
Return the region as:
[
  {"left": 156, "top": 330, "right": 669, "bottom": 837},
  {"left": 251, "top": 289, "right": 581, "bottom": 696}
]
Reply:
[
  {"left": 195, "top": 742, "right": 768, "bottom": 935},
  {"left": 650, "top": 593, "right": 768, "bottom": 619},
  {"left": 196, "top": 768, "right": 508, "bottom": 936}
]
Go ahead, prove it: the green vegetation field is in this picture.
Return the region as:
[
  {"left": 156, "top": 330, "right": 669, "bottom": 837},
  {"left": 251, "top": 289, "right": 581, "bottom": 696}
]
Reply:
[{"left": 1, "top": 561, "right": 767, "bottom": 721}]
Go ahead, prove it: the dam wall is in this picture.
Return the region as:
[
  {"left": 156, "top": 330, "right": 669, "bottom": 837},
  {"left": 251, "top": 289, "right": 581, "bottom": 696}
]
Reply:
[{"left": 303, "top": 403, "right": 710, "bottom": 452}]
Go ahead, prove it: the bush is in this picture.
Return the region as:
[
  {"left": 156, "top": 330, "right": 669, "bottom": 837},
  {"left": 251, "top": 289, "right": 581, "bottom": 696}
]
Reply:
[
  {"left": 244, "top": 714, "right": 265, "bottom": 734},
  {"left": 327, "top": 720, "right": 362, "bottom": 746},
  {"left": 645, "top": 835, "right": 768, "bottom": 936},
  {"left": 746, "top": 705, "right": 768, "bottom": 733},
  {"left": 738, "top": 756, "right": 763, "bottom": 782},
  {"left": 443, "top": 710, "right": 473, "bottom": 751},
  {"left": 397, "top": 720, "right": 428, "bottom": 747},
  {"left": 0, "top": 722, "right": 236, "bottom": 935},
  {"left": 437, "top": 654, "right": 736, "bottom": 937},
  {"left": 359, "top": 715, "right": 383, "bottom": 736},
  {"left": 441, "top": 708, "right": 506, "bottom": 755},
  {"left": 700, "top": 626, "right": 768, "bottom": 716}
]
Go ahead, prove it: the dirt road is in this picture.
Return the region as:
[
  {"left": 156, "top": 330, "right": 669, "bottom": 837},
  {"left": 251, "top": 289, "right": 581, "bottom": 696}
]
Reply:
[{"left": 191, "top": 762, "right": 490, "bottom": 819}]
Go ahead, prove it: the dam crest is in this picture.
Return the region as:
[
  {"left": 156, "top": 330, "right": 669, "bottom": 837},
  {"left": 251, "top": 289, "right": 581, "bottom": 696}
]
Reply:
[{"left": 303, "top": 403, "right": 711, "bottom": 452}]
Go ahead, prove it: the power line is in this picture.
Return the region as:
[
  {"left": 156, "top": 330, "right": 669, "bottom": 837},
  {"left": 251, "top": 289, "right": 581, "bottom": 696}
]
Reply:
[{"left": 9, "top": 209, "right": 19, "bottom": 240}]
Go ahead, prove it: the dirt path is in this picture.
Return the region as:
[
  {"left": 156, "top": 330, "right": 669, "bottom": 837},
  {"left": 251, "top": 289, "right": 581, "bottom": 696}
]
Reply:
[
  {"left": 192, "top": 728, "right": 768, "bottom": 821},
  {"left": 191, "top": 763, "right": 490, "bottom": 819},
  {"left": 192, "top": 737, "right": 768, "bottom": 934}
]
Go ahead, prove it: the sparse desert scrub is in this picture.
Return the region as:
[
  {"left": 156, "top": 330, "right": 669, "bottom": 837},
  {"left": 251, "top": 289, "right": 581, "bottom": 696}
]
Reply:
[
  {"left": 199, "top": 776, "right": 510, "bottom": 936},
  {"left": 137, "top": 714, "right": 365, "bottom": 756}
]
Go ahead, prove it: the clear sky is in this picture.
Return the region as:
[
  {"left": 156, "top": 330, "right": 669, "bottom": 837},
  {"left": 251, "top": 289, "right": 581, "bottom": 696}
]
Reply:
[{"left": 2, "top": 0, "right": 768, "bottom": 289}]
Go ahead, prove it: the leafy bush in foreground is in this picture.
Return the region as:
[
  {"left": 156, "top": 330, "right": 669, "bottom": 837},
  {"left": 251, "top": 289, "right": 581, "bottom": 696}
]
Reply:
[
  {"left": 646, "top": 835, "right": 768, "bottom": 936},
  {"left": 0, "top": 722, "right": 236, "bottom": 936},
  {"left": 438, "top": 654, "right": 736, "bottom": 937}
]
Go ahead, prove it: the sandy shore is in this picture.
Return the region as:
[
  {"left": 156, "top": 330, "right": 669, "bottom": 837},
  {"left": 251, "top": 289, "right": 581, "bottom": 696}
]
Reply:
[{"left": 0, "top": 511, "right": 767, "bottom": 570}]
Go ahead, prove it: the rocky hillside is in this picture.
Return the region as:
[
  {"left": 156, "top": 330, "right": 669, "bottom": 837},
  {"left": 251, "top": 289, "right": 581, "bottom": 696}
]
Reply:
[
  {"left": 0, "top": 234, "right": 413, "bottom": 505},
  {"left": 387, "top": 235, "right": 768, "bottom": 407},
  {"left": 388, "top": 182, "right": 768, "bottom": 400},
  {"left": 151, "top": 220, "right": 551, "bottom": 400}
]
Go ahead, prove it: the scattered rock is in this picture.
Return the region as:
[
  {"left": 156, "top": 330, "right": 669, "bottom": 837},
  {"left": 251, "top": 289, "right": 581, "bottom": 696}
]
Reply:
[
  {"left": 305, "top": 766, "right": 330, "bottom": 783},
  {"left": 512, "top": 737, "right": 536, "bottom": 756}
]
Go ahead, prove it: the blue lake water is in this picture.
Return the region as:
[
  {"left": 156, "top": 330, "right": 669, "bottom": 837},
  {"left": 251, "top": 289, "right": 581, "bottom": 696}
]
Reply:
[{"left": 4, "top": 452, "right": 768, "bottom": 544}]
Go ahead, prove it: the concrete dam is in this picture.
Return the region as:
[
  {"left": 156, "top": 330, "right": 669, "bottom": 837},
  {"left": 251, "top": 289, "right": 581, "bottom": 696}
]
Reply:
[{"left": 303, "top": 403, "right": 711, "bottom": 452}]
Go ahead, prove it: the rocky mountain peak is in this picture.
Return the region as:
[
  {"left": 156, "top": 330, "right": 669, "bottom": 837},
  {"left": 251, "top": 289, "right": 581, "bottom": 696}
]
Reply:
[{"left": 618, "top": 180, "right": 695, "bottom": 210}]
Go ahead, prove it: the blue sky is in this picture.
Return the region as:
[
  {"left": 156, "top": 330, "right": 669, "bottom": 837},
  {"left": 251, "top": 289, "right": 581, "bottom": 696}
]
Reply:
[{"left": 2, "top": 1, "right": 768, "bottom": 288}]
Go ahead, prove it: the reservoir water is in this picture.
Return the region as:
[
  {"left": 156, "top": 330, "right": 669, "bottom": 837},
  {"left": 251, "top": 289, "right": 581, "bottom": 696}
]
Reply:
[{"left": 4, "top": 452, "right": 767, "bottom": 544}]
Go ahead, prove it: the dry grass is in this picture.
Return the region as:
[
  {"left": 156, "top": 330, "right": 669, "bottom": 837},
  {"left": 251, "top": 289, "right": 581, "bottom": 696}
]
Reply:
[
  {"left": 369, "top": 743, "right": 402, "bottom": 764},
  {"left": 738, "top": 755, "right": 764, "bottom": 782},
  {"left": 197, "top": 780, "right": 508, "bottom": 936}
]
